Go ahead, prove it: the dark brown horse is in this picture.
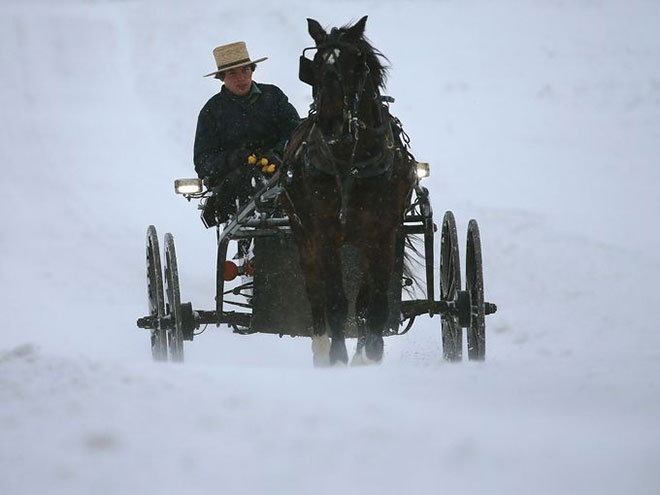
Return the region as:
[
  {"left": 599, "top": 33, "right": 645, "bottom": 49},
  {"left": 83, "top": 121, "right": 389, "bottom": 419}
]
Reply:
[{"left": 282, "top": 16, "right": 416, "bottom": 365}]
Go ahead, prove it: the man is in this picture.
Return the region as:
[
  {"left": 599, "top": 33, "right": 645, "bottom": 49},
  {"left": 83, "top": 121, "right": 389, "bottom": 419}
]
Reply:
[{"left": 194, "top": 41, "right": 300, "bottom": 220}]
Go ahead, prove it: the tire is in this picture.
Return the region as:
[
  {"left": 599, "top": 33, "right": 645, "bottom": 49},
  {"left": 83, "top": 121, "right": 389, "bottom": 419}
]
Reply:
[
  {"left": 164, "top": 233, "right": 184, "bottom": 362},
  {"left": 440, "top": 211, "right": 462, "bottom": 361},
  {"left": 146, "top": 226, "right": 167, "bottom": 361},
  {"left": 466, "top": 220, "right": 486, "bottom": 360}
]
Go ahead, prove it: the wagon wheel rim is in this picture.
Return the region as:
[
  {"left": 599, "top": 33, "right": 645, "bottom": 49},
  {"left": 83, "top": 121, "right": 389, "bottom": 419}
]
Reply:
[
  {"left": 466, "top": 219, "right": 486, "bottom": 360},
  {"left": 440, "top": 211, "right": 461, "bottom": 300},
  {"left": 441, "top": 318, "right": 462, "bottom": 361},
  {"left": 164, "top": 233, "right": 184, "bottom": 362},
  {"left": 440, "top": 211, "right": 462, "bottom": 361},
  {"left": 146, "top": 226, "right": 167, "bottom": 361}
]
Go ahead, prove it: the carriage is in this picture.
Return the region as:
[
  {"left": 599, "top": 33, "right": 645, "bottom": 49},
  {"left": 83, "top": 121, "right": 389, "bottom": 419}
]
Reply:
[
  {"left": 136, "top": 167, "right": 497, "bottom": 363},
  {"left": 137, "top": 16, "right": 497, "bottom": 363}
]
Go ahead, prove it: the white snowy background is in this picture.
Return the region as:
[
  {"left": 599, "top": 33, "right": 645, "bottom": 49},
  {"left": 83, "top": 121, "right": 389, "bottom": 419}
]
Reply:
[{"left": 1, "top": 0, "right": 659, "bottom": 493}]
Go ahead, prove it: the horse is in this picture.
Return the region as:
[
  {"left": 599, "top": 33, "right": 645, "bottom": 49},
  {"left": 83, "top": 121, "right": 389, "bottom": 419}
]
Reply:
[{"left": 281, "top": 16, "right": 417, "bottom": 365}]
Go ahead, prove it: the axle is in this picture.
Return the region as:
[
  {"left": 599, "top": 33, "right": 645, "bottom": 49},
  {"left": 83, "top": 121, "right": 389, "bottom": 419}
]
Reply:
[
  {"left": 136, "top": 309, "right": 250, "bottom": 332},
  {"left": 137, "top": 299, "right": 496, "bottom": 333}
]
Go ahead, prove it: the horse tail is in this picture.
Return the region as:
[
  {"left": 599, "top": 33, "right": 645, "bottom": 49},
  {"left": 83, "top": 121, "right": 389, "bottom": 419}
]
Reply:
[{"left": 401, "top": 232, "right": 423, "bottom": 297}]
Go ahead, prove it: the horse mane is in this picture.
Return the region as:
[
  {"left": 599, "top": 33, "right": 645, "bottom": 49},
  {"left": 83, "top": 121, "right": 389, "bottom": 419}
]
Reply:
[{"left": 330, "top": 22, "right": 390, "bottom": 91}]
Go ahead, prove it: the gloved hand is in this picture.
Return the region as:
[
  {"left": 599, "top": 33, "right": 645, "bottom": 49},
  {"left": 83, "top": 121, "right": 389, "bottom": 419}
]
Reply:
[{"left": 247, "top": 150, "right": 281, "bottom": 174}]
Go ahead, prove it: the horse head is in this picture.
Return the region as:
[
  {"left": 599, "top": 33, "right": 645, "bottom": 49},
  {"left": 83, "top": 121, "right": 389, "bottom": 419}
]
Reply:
[{"left": 305, "top": 16, "right": 388, "bottom": 141}]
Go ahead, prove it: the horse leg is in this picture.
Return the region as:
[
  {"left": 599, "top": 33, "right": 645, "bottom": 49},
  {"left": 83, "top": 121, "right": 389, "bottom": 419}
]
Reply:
[
  {"left": 320, "top": 244, "right": 348, "bottom": 365},
  {"left": 364, "top": 271, "right": 389, "bottom": 362},
  {"left": 351, "top": 276, "right": 372, "bottom": 366},
  {"left": 356, "top": 236, "right": 397, "bottom": 363},
  {"left": 296, "top": 236, "right": 332, "bottom": 366},
  {"left": 296, "top": 235, "right": 348, "bottom": 365}
]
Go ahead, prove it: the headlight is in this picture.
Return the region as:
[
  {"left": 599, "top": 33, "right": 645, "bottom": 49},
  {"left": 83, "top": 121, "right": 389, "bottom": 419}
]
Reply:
[
  {"left": 174, "top": 178, "right": 203, "bottom": 195},
  {"left": 416, "top": 162, "right": 430, "bottom": 179}
]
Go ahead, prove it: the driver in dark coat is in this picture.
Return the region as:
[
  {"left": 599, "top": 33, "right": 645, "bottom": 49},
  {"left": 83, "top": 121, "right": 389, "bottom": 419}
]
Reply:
[{"left": 194, "top": 41, "right": 300, "bottom": 220}]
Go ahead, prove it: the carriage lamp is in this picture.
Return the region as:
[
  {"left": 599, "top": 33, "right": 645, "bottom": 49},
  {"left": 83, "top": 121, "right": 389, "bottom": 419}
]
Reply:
[
  {"left": 174, "top": 178, "right": 203, "bottom": 195},
  {"left": 416, "top": 162, "right": 430, "bottom": 179}
]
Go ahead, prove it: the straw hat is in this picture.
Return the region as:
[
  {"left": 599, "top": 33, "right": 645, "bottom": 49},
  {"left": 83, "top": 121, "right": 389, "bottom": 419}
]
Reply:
[{"left": 203, "top": 41, "right": 267, "bottom": 77}]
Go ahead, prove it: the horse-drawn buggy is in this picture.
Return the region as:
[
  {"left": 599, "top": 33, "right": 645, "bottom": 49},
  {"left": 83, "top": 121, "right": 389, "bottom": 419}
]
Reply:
[{"left": 136, "top": 16, "right": 497, "bottom": 365}]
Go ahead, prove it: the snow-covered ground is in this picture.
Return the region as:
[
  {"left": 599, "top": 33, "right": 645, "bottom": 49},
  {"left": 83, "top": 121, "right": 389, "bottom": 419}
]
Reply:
[{"left": 1, "top": 0, "right": 659, "bottom": 494}]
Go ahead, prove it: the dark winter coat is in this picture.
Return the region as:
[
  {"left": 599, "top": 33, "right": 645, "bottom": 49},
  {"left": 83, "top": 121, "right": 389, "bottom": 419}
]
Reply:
[{"left": 193, "top": 82, "right": 301, "bottom": 194}]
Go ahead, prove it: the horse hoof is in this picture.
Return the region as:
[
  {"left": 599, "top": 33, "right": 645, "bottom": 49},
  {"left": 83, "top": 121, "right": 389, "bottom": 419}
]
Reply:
[
  {"left": 329, "top": 339, "right": 348, "bottom": 365},
  {"left": 365, "top": 336, "right": 384, "bottom": 363},
  {"left": 351, "top": 347, "right": 381, "bottom": 366},
  {"left": 311, "top": 335, "right": 331, "bottom": 367}
]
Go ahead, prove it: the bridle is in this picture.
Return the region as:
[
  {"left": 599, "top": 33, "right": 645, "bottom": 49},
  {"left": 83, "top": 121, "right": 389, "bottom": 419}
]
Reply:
[
  {"left": 300, "top": 39, "right": 374, "bottom": 146},
  {"left": 295, "top": 38, "right": 398, "bottom": 226}
]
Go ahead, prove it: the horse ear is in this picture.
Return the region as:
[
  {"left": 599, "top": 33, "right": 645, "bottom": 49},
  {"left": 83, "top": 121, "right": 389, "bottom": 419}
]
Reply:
[
  {"left": 307, "top": 18, "right": 327, "bottom": 45},
  {"left": 346, "top": 15, "right": 368, "bottom": 40}
]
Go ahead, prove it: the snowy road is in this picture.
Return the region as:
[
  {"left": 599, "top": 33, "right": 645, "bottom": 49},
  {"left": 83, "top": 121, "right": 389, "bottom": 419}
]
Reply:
[{"left": 1, "top": 1, "right": 659, "bottom": 494}]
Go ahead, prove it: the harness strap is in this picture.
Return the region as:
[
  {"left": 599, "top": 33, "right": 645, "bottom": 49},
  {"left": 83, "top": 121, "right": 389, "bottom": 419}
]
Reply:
[{"left": 309, "top": 121, "right": 396, "bottom": 179}]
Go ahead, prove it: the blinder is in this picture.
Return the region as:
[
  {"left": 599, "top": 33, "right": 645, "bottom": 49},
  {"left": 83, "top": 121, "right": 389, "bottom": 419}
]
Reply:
[
  {"left": 298, "top": 47, "right": 316, "bottom": 86},
  {"left": 298, "top": 42, "right": 365, "bottom": 86}
]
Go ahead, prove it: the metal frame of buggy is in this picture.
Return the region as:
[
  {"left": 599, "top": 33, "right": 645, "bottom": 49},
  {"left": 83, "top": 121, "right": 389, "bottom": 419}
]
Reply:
[{"left": 137, "top": 170, "right": 497, "bottom": 362}]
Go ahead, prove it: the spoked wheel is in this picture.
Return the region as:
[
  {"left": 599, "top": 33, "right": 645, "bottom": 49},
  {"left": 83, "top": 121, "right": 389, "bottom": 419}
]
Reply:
[
  {"left": 146, "top": 226, "right": 167, "bottom": 361},
  {"left": 164, "top": 233, "right": 184, "bottom": 362},
  {"left": 466, "top": 219, "right": 486, "bottom": 360},
  {"left": 440, "top": 211, "right": 462, "bottom": 361}
]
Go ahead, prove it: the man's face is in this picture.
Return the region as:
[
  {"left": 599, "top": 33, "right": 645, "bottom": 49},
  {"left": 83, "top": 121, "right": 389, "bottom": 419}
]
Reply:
[{"left": 222, "top": 65, "right": 253, "bottom": 96}]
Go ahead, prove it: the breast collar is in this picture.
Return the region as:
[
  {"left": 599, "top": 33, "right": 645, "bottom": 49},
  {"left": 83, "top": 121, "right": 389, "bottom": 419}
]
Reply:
[{"left": 302, "top": 117, "right": 397, "bottom": 180}]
